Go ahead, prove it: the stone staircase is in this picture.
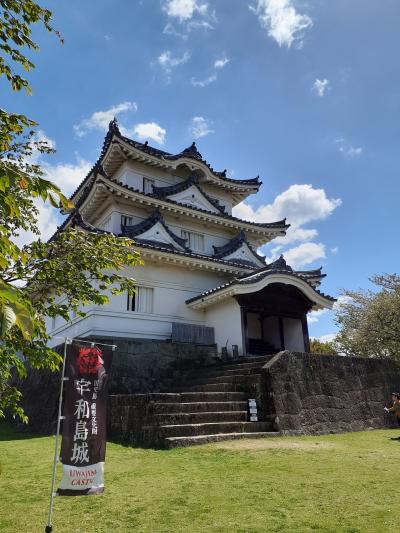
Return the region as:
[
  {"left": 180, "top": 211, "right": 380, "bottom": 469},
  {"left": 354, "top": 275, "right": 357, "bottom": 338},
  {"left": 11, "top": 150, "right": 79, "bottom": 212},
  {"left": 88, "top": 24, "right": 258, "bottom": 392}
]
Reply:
[{"left": 142, "top": 355, "right": 280, "bottom": 448}]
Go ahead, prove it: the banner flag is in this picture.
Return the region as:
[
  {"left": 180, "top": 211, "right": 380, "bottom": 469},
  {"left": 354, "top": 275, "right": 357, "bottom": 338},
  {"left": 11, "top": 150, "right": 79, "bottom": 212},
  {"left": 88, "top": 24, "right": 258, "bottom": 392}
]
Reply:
[{"left": 57, "top": 342, "right": 113, "bottom": 496}]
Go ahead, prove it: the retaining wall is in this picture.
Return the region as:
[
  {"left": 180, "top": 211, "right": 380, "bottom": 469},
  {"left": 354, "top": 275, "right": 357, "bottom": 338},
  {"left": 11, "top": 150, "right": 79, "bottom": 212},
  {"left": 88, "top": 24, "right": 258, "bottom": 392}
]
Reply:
[
  {"left": 259, "top": 351, "right": 400, "bottom": 434},
  {"left": 14, "top": 339, "right": 217, "bottom": 434}
]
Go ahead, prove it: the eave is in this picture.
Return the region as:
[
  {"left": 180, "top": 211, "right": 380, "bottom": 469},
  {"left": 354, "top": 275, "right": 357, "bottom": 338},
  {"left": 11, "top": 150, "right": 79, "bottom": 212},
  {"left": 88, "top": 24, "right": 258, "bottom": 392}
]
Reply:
[
  {"left": 186, "top": 272, "right": 335, "bottom": 311},
  {"left": 78, "top": 175, "right": 288, "bottom": 247},
  {"left": 100, "top": 138, "right": 259, "bottom": 205},
  {"left": 131, "top": 242, "right": 254, "bottom": 275}
]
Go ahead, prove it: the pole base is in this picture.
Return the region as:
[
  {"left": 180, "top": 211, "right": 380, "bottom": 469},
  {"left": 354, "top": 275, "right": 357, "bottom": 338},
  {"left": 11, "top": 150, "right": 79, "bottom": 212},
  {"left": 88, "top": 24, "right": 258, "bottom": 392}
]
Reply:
[{"left": 45, "top": 526, "right": 53, "bottom": 532}]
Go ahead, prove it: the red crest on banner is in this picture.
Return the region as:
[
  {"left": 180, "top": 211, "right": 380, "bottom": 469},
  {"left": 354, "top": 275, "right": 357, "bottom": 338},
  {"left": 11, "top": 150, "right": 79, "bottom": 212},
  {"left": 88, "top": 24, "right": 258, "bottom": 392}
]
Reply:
[{"left": 76, "top": 347, "right": 104, "bottom": 375}]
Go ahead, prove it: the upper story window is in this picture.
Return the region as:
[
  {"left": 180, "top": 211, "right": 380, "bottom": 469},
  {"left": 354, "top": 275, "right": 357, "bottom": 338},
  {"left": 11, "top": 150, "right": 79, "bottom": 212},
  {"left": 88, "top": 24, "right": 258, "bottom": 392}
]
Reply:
[
  {"left": 143, "top": 177, "right": 155, "bottom": 194},
  {"left": 121, "top": 215, "right": 133, "bottom": 227},
  {"left": 181, "top": 230, "right": 205, "bottom": 252},
  {"left": 127, "top": 287, "right": 154, "bottom": 313}
]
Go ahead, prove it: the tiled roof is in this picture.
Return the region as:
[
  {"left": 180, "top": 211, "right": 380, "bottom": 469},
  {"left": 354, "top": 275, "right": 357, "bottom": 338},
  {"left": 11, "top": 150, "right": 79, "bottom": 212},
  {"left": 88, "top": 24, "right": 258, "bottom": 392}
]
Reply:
[
  {"left": 106, "top": 119, "right": 262, "bottom": 187},
  {"left": 120, "top": 208, "right": 189, "bottom": 250},
  {"left": 67, "top": 211, "right": 259, "bottom": 272},
  {"left": 151, "top": 174, "right": 225, "bottom": 213},
  {"left": 212, "top": 230, "right": 266, "bottom": 266},
  {"left": 95, "top": 168, "right": 288, "bottom": 230},
  {"left": 186, "top": 258, "right": 335, "bottom": 305}
]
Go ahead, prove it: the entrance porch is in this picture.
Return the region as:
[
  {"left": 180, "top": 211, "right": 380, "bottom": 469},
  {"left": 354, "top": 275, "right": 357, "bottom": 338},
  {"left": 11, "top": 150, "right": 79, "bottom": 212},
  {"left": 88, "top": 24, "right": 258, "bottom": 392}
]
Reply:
[
  {"left": 186, "top": 265, "right": 335, "bottom": 358},
  {"left": 238, "top": 283, "right": 311, "bottom": 355}
]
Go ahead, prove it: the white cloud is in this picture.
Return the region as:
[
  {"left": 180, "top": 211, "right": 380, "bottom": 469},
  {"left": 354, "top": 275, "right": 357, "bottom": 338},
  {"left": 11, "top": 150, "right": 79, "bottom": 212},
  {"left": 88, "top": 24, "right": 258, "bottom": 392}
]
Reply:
[
  {"left": 312, "top": 78, "right": 330, "bottom": 97},
  {"left": 214, "top": 57, "right": 230, "bottom": 69},
  {"left": 311, "top": 333, "right": 336, "bottom": 343},
  {"left": 282, "top": 242, "right": 326, "bottom": 269},
  {"left": 250, "top": 0, "right": 313, "bottom": 48},
  {"left": 331, "top": 246, "right": 339, "bottom": 254},
  {"left": 333, "top": 295, "right": 353, "bottom": 310},
  {"left": 73, "top": 102, "right": 137, "bottom": 137},
  {"left": 158, "top": 50, "right": 191, "bottom": 73},
  {"left": 163, "top": 0, "right": 208, "bottom": 21},
  {"left": 235, "top": 184, "right": 341, "bottom": 270},
  {"left": 308, "top": 308, "right": 329, "bottom": 324},
  {"left": 44, "top": 157, "right": 91, "bottom": 197},
  {"left": 191, "top": 74, "right": 217, "bottom": 87},
  {"left": 233, "top": 184, "right": 341, "bottom": 227},
  {"left": 274, "top": 226, "right": 318, "bottom": 247},
  {"left": 190, "top": 116, "right": 214, "bottom": 138},
  {"left": 128, "top": 122, "right": 166, "bottom": 145},
  {"left": 187, "top": 20, "right": 213, "bottom": 31},
  {"left": 104, "top": 34, "right": 112, "bottom": 41},
  {"left": 15, "top": 150, "right": 91, "bottom": 247},
  {"left": 336, "top": 138, "right": 363, "bottom": 157},
  {"left": 163, "top": 23, "right": 188, "bottom": 39}
]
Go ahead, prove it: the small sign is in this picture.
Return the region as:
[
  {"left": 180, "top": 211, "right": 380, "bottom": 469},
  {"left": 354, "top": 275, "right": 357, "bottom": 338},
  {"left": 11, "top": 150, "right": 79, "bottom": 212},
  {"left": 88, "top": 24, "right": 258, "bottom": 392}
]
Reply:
[{"left": 248, "top": 399, "right": 258, "bottom": 422}]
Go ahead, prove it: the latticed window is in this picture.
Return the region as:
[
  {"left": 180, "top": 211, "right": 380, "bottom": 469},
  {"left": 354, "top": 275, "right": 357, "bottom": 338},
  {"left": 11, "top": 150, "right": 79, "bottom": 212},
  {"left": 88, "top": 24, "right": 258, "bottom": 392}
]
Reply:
[
  {"left": 143, "top": 177, "right": 155, "bottom": 194},
  {"left": 181, "top": 230, "right": 205, "bottom": 252},
  {"left": 127, "top": 287, "right": 154, "bottom": 313}
]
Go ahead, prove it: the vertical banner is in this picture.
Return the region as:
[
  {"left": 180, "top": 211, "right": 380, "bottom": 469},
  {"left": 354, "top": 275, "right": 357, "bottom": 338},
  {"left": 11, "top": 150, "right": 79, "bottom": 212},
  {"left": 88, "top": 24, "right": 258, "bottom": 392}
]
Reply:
[{"left": 57, "top": 342, "right": 113, "bottom": 496}]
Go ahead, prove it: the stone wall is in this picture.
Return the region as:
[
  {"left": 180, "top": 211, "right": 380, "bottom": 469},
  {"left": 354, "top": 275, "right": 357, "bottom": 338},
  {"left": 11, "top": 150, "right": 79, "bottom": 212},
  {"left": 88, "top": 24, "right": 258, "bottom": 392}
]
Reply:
[
  {"left": 14, "top": 338, "right": 217, "bottom": 434},
  {"left": 107, "top": 393, "right": 171, "bottom": 447},
  {"left": 258, "top": 351, "right": 400, "bottom": 434}
]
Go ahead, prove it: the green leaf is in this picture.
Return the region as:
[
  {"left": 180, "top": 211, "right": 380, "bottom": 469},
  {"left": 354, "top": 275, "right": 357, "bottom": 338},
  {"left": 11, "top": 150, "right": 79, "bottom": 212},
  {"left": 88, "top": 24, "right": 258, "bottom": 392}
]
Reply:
[
  {"left": 0, "top": 303, "right": 16, "bottom": 336},
  {"left": 0, "top": 280, "right": 21, "bottom": 304}
]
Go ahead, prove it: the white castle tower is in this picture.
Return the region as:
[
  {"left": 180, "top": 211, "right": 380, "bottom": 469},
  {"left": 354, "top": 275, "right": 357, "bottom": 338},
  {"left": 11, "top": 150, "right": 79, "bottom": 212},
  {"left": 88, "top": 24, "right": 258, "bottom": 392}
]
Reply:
[{"left": 48, "top": 119, "right": 334, "bottom": 356}]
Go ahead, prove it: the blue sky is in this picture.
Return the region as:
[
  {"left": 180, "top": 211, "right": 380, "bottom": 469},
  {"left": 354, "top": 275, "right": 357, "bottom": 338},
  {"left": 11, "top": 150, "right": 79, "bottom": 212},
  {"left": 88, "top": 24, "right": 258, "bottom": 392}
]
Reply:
[{"left": 4, "top": 0, "right": 400, "bottom": 339}]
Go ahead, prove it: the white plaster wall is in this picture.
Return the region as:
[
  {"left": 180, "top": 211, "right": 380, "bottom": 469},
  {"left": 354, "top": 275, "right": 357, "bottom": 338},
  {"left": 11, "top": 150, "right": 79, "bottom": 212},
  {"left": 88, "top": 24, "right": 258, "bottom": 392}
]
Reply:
[
  {"left": 205, "top": 299, "right": 244, "bottom": 356},
  {"left": 46, "top": 262, "right": 230, "bottom": 348},
  {"left": 283, "top": 317, "right": 305, "bottom": 352},
  {"left": 114, "top": 161, "right": 185, "bottom": 191}
]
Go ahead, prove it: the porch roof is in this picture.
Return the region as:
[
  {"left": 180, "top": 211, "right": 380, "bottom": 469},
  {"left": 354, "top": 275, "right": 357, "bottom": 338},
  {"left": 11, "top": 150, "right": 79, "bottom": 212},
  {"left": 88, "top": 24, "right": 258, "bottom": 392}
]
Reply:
[{"left": 186, "top": 259, "right": 335, "bottom": 311}]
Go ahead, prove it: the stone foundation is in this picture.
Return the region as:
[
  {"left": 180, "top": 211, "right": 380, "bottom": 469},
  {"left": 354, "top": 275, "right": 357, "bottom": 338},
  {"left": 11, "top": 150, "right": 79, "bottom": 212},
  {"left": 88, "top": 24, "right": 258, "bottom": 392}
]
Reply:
[
  {"left": 14, "top": 338, "right": 217, "bottom": 434},
  {"left": 259, "top": 351, "right": 400, "bottom": 434}
]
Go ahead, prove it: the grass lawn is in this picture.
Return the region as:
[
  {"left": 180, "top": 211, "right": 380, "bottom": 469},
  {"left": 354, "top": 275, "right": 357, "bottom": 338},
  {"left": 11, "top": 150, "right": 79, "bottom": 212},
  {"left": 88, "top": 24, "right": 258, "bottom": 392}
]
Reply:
[{"left": 0, "top": 424, "right": 399, "bottom": 532}]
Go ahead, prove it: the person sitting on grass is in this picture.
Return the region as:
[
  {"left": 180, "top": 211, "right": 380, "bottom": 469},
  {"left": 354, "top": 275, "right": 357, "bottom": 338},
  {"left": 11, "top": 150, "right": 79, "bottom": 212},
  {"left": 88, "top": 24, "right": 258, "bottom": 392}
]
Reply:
[{"left": 384, "top": 392, "right": 400, "bottom": 430}]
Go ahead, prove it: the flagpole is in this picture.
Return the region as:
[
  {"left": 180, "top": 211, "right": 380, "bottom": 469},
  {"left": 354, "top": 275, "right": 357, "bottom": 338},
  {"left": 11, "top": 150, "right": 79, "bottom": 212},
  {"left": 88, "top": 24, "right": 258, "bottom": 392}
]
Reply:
[{"left": 45, "top": 337, "right": 70, "bottom": 533}]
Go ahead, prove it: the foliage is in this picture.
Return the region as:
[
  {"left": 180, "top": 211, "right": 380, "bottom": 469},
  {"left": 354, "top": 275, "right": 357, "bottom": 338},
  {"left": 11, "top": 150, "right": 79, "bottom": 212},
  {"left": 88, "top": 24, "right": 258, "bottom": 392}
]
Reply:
[
  {"left": 334, "top": 274, "right": 400, "bottom": 363},
  {"left": 309, "top": 338, "right": 337, "bottom": 355},
  {"left": 0, "top": 1, "right": 143, "bottom": 420},
  {"left": 0, "top": 425, "right": 399, "bottom": 532},
  {"left": 0, "top": 0, "right": 65, "bottom": 342},
  {"left": 0, "top": 0, "right": 61, "bottom": 93}
]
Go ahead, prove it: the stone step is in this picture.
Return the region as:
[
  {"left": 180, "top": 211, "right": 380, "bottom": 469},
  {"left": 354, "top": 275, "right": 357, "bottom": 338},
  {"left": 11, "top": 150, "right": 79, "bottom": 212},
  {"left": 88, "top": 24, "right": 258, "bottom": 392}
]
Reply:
[
  {"left": 110, "top": 393, "right": 183, "bottom": 407},
  {"left": 215, "top": 355, "right": 274, "bottom": 367},
  {"left": 195, "top": 366, "right": 264, "bottom": 378},
  {"left": 187, "top": 374, "right": 260, "bottom": 386},
  {"left": 178, "top": 392, "right": 248, "bottom": 402},
  {"left": 153, "top": 411, "right": 248, "bottom": 425},
  {"left": 178, "top": 383, "right": 246, "bottom": 393},
  {"left": 165, "top": 431, "right": 280, "bottom": 448},
  {"left": 159, "top": 421, "right": 272, "bottom": 438},
  {"left": 150, "top": 401, "right": 249, "bottom": 414}
]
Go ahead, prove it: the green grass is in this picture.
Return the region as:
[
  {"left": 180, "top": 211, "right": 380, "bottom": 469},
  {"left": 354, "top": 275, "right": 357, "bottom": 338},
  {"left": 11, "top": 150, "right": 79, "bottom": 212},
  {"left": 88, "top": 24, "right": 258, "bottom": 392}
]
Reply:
[{"left": 0, "top": 424, "right": 399, "bottom": 533}]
